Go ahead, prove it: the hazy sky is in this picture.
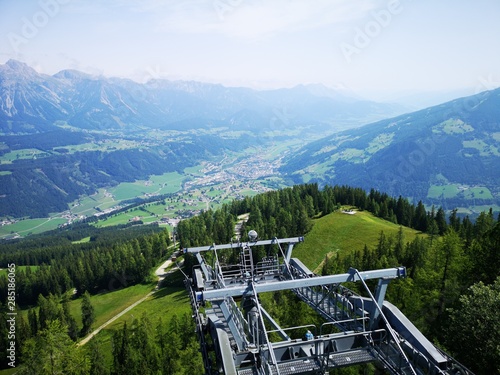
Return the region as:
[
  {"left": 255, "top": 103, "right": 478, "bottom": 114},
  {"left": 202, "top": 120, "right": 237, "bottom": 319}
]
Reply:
[{"left": 1, "top": 0, "right": 499, "bottom": 99}]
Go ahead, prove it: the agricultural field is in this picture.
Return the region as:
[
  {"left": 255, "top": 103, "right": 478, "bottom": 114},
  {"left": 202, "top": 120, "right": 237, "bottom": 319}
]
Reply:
[
  {"left": 427, "top": 184, "right": 494, "bottom": 200},
  {"left": 295, "top": 162, "right": 333, "bottom": 182},
  {"left": 435, "top": 118, "right": 474, "bottom": 134},
  {"left": 104, "top": 171, "right": 184, "bottom": 201},
  {"left": 462, "top": 139, "right": 500, "bottom": 156},
  {"left": 0, "top": 217, "right": 67, "bottom": 239},
  {"left": 0, "top": 148, "right": 52, "bottom": 163},
  {"left": 70, "top": 189, "right": 117, "bottom": 216},
  {"left": 427, "top": 184, "right": 460, "bottom": 199},
  {"left": 93, "top": 182, "right": 246, "bottom": 229},
  {"left": 0, "top": 142, "right": 287, "bottom": 239},
  {"left": 462, "top": 187, "right": 494, "bottom": 200}
]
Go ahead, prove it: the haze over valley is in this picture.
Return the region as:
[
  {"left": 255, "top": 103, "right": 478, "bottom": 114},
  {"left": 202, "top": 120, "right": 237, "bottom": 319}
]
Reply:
[
  {"left": 2, "top": 1, "right": 499, "bottom": 238},
  {"left": 0, "top": 58, "right": 499, "bottom": 238}
]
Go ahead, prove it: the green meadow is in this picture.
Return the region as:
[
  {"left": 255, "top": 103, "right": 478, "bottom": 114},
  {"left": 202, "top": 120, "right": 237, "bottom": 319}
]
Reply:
[
  {"left": 427, "top": 184, "right": 460, "bottom": 199},
  {"left": 293, "top": 209, "right": 426, "bottom": 272},
  {"left": 78, "top": 270, "right": 190, "bottom": 368},
  {"left": 0, "top": 265, "right": 40, "bottom": 276},
  {"left": 0, "top": 148, "right": 52, "bottom": 163},
  {"left": 68, "top": 283, "right": 157, "bottom": 331}
]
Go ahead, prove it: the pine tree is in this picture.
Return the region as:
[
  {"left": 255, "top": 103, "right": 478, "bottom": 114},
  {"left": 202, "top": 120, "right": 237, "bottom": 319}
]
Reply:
[
  {"left": 28, "top": 308, "right": 39, "bottom": 337},
  {"left": 112, "top": 322, "right": 132, "bottom": 375},
  {"left": 88, "top": 337, "right": 109, "bottom": 375},
  {"left": 19, "top": 320, "right": 90, "bottom": 375},
  {"left": 81, "top": 291, "right": 95, "bottom": 337},
  {"left": 62, "top": 294, "right": 79, "bottom": 341}
]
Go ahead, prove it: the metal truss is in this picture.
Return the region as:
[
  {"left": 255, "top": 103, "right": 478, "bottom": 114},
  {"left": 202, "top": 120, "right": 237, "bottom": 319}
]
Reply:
[{"left": 183, "top": 235, "right": 473, "bottom": 375}]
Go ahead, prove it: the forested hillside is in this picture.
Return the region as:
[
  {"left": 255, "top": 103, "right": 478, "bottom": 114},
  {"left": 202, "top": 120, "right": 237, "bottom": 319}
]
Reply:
[
  {"left": 280, "top": 88, "right": 500, "bottom": 213},
  {"left": 1, "top": 184, "right": 498, "bottom": 374},
  {"left": 0, "top": 224, "right": 170, "bottom": 305},
  {"left": 0, "top": 134, "right": 247, "bottom": 218}
]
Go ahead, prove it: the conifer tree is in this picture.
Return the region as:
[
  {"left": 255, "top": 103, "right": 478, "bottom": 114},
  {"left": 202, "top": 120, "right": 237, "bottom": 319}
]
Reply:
[
  {"left": 81, "top": 291, "right": 95, "bottom": 337},
  {"left": 19, "top": 320, "right": 89, "bottom": 375},
  {"left": 446, "top": 277, "right": 500, "bottom": 374},
  {"left": 62, "top": 294, "right": 79, "bottom": 341},
  {"left": 88, "top": 337, "right": 109, "bottom": 375}
]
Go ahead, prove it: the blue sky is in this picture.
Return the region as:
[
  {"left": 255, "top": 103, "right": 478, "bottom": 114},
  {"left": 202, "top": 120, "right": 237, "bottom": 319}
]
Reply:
[{"left": 1, "top": 0, "right": 499, "bottom": 100}]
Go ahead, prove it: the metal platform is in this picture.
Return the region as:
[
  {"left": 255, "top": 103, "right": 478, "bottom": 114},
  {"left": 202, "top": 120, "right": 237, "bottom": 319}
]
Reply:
[{"left": 183, "top": 234, "right": 473, "bottom": 375}]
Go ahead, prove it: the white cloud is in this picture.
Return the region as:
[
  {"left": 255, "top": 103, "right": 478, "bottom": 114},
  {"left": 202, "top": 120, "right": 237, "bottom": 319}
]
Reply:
[{"left": 154, "top": 0, "right": 383, "bottom": 39}]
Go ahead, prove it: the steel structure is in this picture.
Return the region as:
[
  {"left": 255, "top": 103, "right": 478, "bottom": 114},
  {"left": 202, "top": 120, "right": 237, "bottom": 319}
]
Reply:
[{"left": 183, "top": 234, "right": 473, "bottom": 375}]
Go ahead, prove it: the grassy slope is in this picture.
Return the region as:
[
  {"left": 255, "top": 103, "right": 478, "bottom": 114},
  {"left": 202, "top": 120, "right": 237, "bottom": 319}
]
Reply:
[
  {"left": 0, "top": 272, "right": 188, "bottom": 375},
  {"left": 293, "top": 209, "right": 426, "bottom": 272},
  {"left": 68, "top": 283, "right": 157, "bottom": 330},
  {"left": 86, "top": 270, "right": 191, "bottom": 369}
]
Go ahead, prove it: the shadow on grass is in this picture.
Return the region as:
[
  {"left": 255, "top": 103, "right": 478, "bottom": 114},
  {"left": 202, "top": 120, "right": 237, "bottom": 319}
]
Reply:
[
  {"left": 151, "top": 286, "right": 186, "bottom": 299},
  {"left": 151, "top": 268, "right": 189, "bottom": 300},
  {"left": 92, "top": 281, "right": 157, "bottom": 298}
]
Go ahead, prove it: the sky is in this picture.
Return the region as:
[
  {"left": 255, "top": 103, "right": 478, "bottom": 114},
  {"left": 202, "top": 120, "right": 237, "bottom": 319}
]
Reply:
[{"left": 1, "top": 0, "right": 499, "bottom": 101}]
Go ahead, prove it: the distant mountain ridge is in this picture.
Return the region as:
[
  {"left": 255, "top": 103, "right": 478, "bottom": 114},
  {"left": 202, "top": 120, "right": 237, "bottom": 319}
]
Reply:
[
  {"left": 0, "top": 59, "right": 406, "bottom": 134},
  {"left": 2, "top": 59, "right": 497, "bottom": 219},
  {"left": 280, "top": 88, "right": 500, "bottom": 212}
]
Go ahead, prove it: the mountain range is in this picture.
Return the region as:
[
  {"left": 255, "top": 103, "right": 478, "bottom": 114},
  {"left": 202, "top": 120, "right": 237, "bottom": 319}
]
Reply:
[
  {"left": 280, "top": 88, "right": 500, "bottom": 212},
  {"left": 0, "top": 59, "right": 405, "bottom": 135},
  {"left": 0, "top": 59, "right": 499, "bottom": 220}
]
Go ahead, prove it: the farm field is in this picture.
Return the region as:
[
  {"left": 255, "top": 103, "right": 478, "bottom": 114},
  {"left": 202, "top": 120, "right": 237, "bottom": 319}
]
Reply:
[
  {"left": 0, "top": 148, "right": 52, "bottom": 163},
  {"left": 0, "top": 217, "right": 67, "bottom": 239},
  {"left": 108, "top": 171, "right": 185, "bottom": 201},
  {"left": 70, "top": 189, "right": 117, "bottom": 216},
  {"left": 0, "top": 171, "right": 190, "bottom": 239},
  {"left": 427, "top": 184, "right": 494, "bottom": 200}
]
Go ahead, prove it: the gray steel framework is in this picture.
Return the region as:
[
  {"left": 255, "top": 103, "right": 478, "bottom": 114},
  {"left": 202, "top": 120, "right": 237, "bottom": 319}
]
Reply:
[{"left": 183, "top": 236, "right": 473, "bottom": 375}]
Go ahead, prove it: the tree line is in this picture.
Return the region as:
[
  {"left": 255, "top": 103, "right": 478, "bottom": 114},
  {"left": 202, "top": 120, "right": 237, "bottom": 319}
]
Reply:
[
  {"left": 0, "top": 224, "right": 171, "bottom": 306},
  {"left": 177, "top": 183, "right": 462, "bottom": 248},
  {"left": 0, "top": 297, "right": 202, "bottom": 375}
]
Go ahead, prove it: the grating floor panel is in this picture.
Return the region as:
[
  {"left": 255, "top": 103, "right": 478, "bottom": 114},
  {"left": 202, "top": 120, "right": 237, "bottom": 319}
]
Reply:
[{"left": 327, "top": 349, "right": 376, "bottom": 367}]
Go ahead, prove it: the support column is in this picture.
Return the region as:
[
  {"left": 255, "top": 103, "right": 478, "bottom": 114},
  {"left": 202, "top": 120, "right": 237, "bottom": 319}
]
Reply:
[{"left": 370, "top": 278, "right": 390, "bottom": 329}]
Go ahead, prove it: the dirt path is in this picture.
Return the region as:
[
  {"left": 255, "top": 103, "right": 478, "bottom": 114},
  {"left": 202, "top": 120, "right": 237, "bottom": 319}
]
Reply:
[
  {"left": 77, "top": 256, "right": 180, "bottom": 346},
  {"left": 77, "top": 291, "right": 154, "bottom": 346}
]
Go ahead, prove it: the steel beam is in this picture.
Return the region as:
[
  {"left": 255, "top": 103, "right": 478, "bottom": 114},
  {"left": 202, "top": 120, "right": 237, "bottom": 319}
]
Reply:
[
  {"left": 183, "top": 237, "right": 304, "bottom": 254},
  {"left": 197, "top": 267, "right": 406, "bottom": 301}
]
